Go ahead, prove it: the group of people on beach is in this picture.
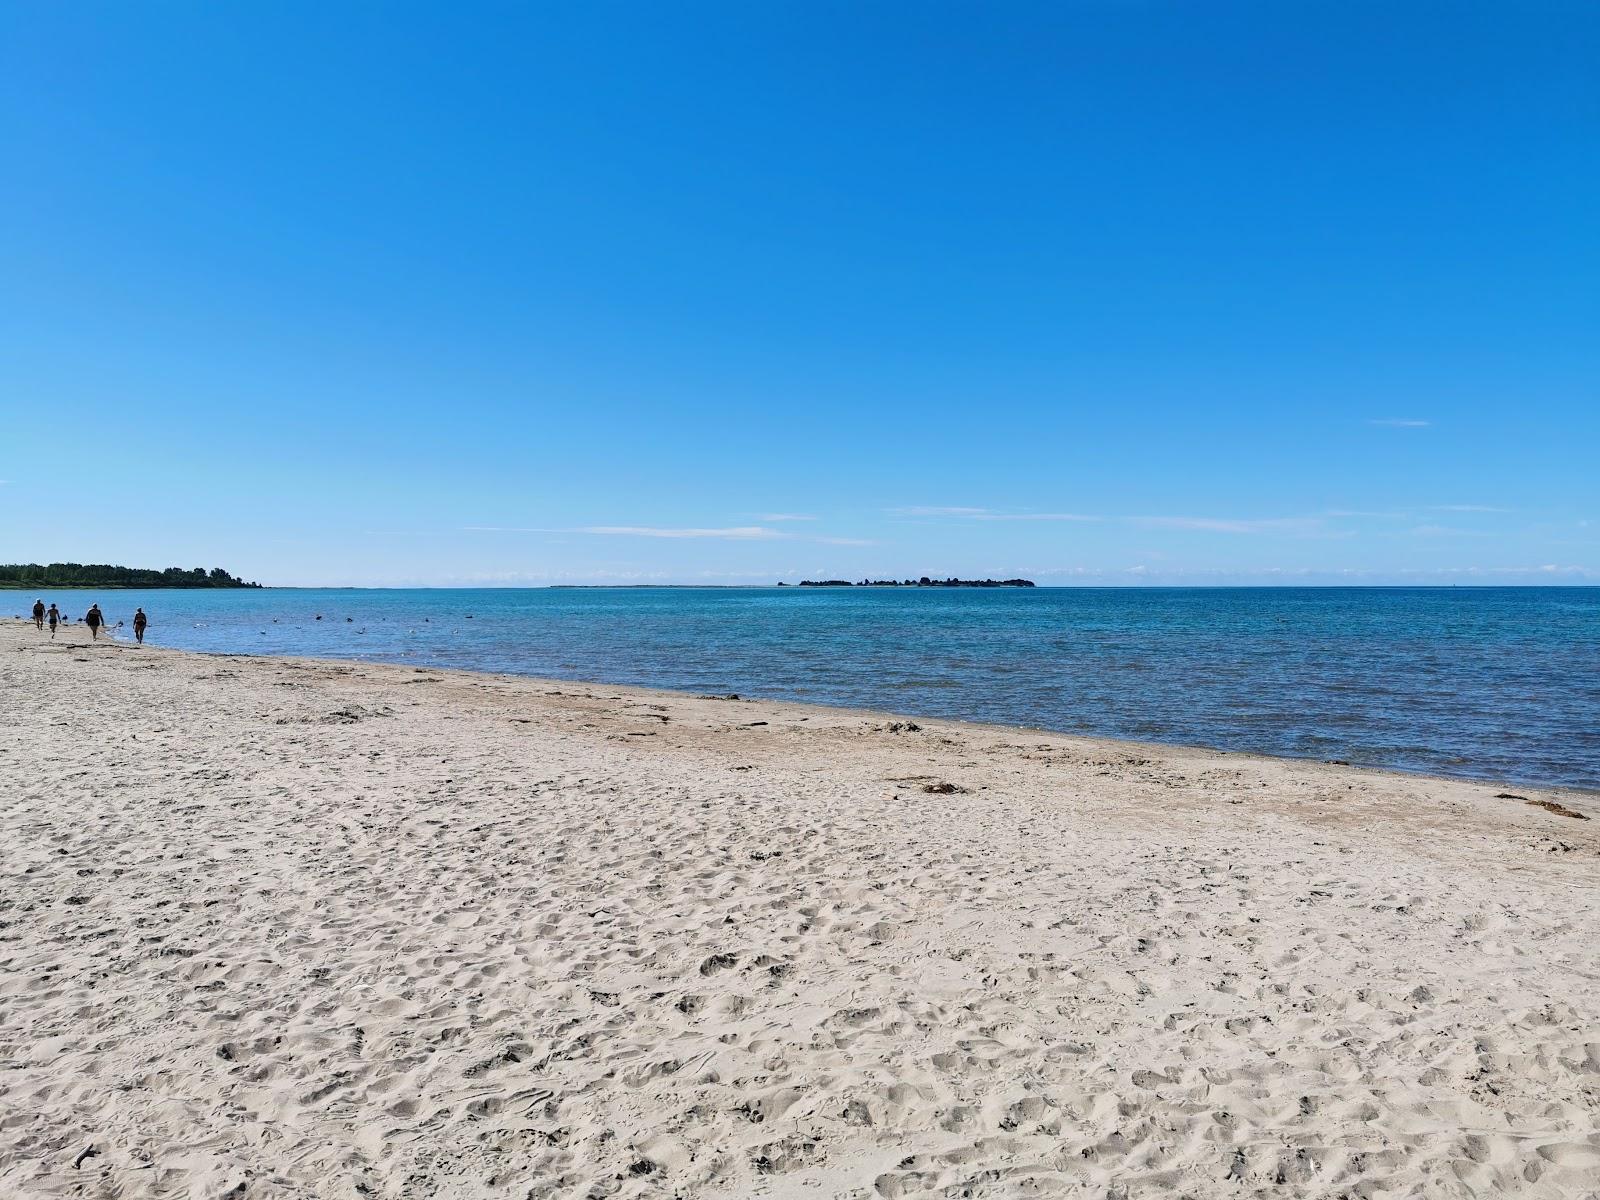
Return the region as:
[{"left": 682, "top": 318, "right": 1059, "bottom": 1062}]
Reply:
[{"left": 29, "top": 599, "right": 148, "bottom": 644}]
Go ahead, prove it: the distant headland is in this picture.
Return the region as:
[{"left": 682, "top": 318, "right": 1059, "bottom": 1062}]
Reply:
[
  {"left": 787, "top": 577, "right": 1035, "bottom": 588},
  {"left": 0, "top": 563, "right": 262, "bottom": 589}
]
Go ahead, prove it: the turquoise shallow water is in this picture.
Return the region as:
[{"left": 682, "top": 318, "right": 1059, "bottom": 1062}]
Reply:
[{"left": 18, "top": 586, "right": 1600, "bottom": 790}]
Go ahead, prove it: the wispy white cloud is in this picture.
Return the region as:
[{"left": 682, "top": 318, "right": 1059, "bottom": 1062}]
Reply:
[
  {"left": 577, "top": 525, "right": 784, "bottom": 540},
  {"left": 1417, "top": 563, "right": 1598, "bottom": 578},
  {"left": 463, "top": 524, "right": 780, "bottom": 539},
  {"left": 1368, "top": 418, "right": 1431, "bottom": 428},
  {"left": 899, "top": 508, "right": 1338, "bottom": 534},
  {"left": 1130, "top": 516, "right": 1325, "bottom": 535},
  {"left": 579, "top": 525, "right": 875, "bottom": 546},
  {"left": 1407, "top": 524, "right": 1492, "bottom": 538},
  {"left": 971, "top": 512, "right": 1099, "bottom": 522},
  {"left": 1325, "top": 505, "right": 1513, "bottom": 522},
  {"left": 889, "top": 506, "right": 1098, "bottom": 521},
  {"left": 467, "top": 523, "right": 873, "bottom": 546},
  {"left": 888, "top": 506, "right": 993, "bottom": 517}
]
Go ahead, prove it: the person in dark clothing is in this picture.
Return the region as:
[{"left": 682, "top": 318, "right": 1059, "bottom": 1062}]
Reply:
[
  {"left": 47, "top": 604, "right": 59, "bottom": 638},
  {"left": 32, "top": 599, "right": 45, "bottom": 629},
  {"left": 133, "top": 608, "right": 148, "bottom": 644},
  {"left": 85, "top": 604, "right": 104, "bottom": 640}
]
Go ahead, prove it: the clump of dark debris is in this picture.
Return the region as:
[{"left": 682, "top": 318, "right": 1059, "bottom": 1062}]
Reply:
[
  {"left": 1529, "top": 799, "right": 1587, "bottom": 820},
  {"left": 1500, "top": 792, "right": 1588, "bottom": 819}
]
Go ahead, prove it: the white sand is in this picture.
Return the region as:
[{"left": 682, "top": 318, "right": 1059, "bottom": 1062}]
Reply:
[{"left": 2, "top": 620, "right": 1597, "bottom": 1199}]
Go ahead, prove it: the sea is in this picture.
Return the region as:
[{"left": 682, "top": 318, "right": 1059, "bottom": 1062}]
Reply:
[{"left": 19, "top": 586, "right": 1599, "bottom": 791}]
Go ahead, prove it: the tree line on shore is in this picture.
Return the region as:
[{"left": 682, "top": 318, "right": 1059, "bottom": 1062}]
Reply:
[{"left": 0, "top": 563, "right": 261, "bottom": 589}]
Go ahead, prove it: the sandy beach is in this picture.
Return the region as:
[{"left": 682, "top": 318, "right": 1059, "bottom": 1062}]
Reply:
[{"left": 2, "top": 620, "right": 1597, "bottom": 1199}]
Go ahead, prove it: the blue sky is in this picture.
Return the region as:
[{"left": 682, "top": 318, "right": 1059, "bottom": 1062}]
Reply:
[{"left": 3, "top": 2, "right": 1596, "bottom": 586}]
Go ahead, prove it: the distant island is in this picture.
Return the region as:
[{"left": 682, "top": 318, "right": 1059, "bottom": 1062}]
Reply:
[
  {"left": 788, "top": 577, "right": 1035, "bottom": 588},
  {"left": 0, "top": 563, "right": 262, "bottom": 589}
]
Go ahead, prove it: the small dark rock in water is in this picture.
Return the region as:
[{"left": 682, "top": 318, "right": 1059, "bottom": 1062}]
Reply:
[
  {"left": 923, "top": 781, "right": 969, "bottom": 795},
  {"left": 346, "top": 617, "right": 353, "bottom": 622},
  {"left": 465, "top": 614, "right": 474, "bottom": 619},
  {"left": 315, "top": 614, "right": 323, "bottom": 620}
]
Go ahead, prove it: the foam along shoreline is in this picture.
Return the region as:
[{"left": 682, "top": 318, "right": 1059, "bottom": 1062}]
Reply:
[{"left": 3, "top": 618, "right": 1597, "bottom": 1198}]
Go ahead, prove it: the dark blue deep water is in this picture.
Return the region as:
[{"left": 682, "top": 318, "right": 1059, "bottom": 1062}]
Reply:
[{"left": 20, "top": 587, "right": 1600, "bottom": 790}]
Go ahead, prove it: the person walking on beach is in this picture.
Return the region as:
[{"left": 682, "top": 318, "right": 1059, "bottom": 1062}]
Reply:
[
  {"left": 47, "top": 603, "right": 59, "bottom": 638},
  {"left": 85, "top": 603, "right": 104, "bottom": 640},
  {"left": 32, "top": 599, "right": 45, "bottom": 630},
  {"left": 133, "top": 608, "right": 148, "bottom": 645}
]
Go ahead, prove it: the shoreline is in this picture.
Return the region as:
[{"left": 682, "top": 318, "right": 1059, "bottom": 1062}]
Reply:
[
  {"left": 4, "top": 620, "right": 1597, "bottom": 1197},
  {"left": 21, "top": 617, "right": 1597, "bottom": 799}
]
